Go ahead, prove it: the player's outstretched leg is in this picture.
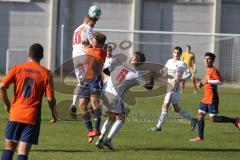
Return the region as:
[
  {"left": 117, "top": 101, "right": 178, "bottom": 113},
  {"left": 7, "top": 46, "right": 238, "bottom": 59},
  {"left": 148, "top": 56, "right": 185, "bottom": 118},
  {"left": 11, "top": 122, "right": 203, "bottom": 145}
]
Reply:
[
  {"left": 96, "top": 118, "right": 114, "bottom": 149},
  {"left": 103, "top": 119, "right": 124, "bottom": 150},
  {"left": 148, "top": 110, "right": 167, "bottom": 132}
]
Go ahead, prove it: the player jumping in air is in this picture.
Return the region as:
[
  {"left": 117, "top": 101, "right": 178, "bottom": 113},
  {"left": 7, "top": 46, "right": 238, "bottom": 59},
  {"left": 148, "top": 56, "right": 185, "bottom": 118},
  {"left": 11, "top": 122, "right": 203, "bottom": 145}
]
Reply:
[
  {"left": 148, "top": 46, "right": 197, "bottom": 132},
  {"left": 78, "top": 32, "right": 107, "bottom": 143},
  {"left": 96, "top": 51, "right": 154, "bottom": 150},
  {"left": 190, "top": 52, "right": 240, "bottom": 142},
  {"left": 70, "top": 15, "right": 98, "bottom": 114}
]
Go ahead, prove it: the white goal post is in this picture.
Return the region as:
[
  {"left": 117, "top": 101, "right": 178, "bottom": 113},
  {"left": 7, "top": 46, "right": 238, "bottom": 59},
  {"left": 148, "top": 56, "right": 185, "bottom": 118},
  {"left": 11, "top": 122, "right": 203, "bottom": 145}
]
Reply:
[{"left": 93, "top": 28, "right": 240, "bottom": 82}]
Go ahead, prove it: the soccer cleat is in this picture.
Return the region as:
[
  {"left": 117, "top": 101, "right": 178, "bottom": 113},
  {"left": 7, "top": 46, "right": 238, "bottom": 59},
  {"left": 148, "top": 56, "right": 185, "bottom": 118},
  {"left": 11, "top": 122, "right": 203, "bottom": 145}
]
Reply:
[
  {"left": 191, "top": 118, "right": 197, "bottom": 131},
  {"left": 87, "top": 130, "right": 94, "bottom": 143},
  {"left": 88, "top": 136, "right": 94, "bottom": 143},
  {"left": 69, "top": 104, "right": 77, "bottom": 113},
  {"left": 96, "top": 139, "right": 104, "bottom": 149},
  {"left": 189, "top": 137, "right": 204, "bottom": 142},
  {"left": 88, "top": 129, "right": 101, "bottom": 137},
  {"left": 69, "top": 104, "right": 77, "bottom": 120},
  {"left": 103, "top": 138, "right": 114, "bottom": 150},
  {"left": 234, "top": 117, "right": 240, "bottom": 129},
  {"left": 147, "top": 127, "right": 161, "bottom": 132}
]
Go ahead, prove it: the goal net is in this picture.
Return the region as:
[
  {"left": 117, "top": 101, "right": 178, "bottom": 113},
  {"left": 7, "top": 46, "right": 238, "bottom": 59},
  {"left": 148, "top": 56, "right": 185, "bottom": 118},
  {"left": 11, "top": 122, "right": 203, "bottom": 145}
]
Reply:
[
  {"left": 6, "top": 49, "right": 28, "bottom": 74},
  {"left": 94, "top": 29, "right": 240, "bottom": 83}
]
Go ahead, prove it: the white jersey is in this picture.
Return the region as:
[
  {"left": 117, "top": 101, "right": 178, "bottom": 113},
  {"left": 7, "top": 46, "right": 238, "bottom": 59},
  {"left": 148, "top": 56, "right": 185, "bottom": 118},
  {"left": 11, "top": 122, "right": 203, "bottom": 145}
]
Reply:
[
  {"left": 103, "top": 57, "right": 113, "bottom": 70},
  {"left": 164, "top": 59, "right": 191, "bottom": 91},
  {"left": 103, "top": 60, "right": 146, "bottom": 99},
  {"left": 72, "top": 23, "right": 93, "bottom": 58}
]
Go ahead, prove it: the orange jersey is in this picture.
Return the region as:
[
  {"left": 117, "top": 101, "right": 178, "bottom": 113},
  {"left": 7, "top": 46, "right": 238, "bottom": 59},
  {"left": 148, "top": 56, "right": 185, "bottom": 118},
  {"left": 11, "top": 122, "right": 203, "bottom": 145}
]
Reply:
[
  {"left": 201, "top": 67, "right": 222, "bottom": 104},
  {"left": 85, "top": 46, "right": 107, "bottom": 80},
  {"left": 2, "top": 61, "right": 54, "bottom": 125}
]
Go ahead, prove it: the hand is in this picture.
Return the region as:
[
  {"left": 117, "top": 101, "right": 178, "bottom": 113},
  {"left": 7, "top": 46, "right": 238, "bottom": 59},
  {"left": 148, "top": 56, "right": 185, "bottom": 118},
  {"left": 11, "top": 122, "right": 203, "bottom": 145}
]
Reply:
[
  {"left": 5, "top": 104, "right": 10, "bottom": 113},
  {"left": 198, "top": 79, "right": 207, "bottom": 88}
]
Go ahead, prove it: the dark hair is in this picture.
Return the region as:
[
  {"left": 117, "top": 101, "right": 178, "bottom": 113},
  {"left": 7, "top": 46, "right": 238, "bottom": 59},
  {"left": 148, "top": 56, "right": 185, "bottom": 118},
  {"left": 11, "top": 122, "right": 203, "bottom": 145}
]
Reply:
[
  {"left": 173, "top": 46, "right": 182, "bottom": 54},
  {"left": 134, "top": 51, "right": 146, "bottom": 65},
  {"left": 186, "top": 45, "right": 191, "bottom": 49},
  {"left": 84, "top": 15, "right": 98, "bottom": 22},
  {"left": 92, "top": 32, "right": 106, "bottom": 45},
  {"left": 205, "top": 52, "right": 216, "bottom": 61},
  {"left": 29, "top": 43, "right": 44, "bottom": 61}
]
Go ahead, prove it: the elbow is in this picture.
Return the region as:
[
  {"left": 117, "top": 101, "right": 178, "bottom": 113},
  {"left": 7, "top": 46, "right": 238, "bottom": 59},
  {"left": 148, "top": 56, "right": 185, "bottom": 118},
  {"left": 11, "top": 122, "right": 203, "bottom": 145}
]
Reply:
[
  {"left": 47, "top": 97, "right": 56, "bottom": 106},
  {"left": 0, "top": 83, "right": 6, "bottom": 92}
]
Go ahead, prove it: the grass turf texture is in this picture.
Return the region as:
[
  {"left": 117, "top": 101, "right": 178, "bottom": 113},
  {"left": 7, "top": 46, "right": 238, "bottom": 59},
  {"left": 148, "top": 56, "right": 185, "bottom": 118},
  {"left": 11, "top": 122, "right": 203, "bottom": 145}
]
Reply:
[{"left": 0, "top": 86, "right": 239, "bottom": 160}]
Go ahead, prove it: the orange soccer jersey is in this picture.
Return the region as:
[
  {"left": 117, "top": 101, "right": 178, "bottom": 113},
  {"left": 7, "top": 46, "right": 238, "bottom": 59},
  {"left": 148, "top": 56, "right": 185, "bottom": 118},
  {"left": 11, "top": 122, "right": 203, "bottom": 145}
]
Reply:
[
  {"left": 201, "top": 66, "right": 222, "bottom": 104},
  {"left": 2, "top": 61, "right": 54, "bottom": 125},
  {"left": 84, "top": 46, "right": 107, "bottom": 80}
]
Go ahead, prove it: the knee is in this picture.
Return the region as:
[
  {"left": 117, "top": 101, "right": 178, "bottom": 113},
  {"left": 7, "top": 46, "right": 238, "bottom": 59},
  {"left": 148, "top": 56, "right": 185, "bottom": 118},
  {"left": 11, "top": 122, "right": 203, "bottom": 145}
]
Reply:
[
  {"left": 197, "top": 112, "right": 204, "bottom": 121},
  {"left": 162, "top": 104, "right": 169, "bottom": 112}
]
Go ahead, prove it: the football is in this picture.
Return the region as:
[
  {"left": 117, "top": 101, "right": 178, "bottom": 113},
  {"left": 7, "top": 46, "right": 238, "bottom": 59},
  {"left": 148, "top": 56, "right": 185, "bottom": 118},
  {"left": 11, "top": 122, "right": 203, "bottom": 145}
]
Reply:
[{"left": 88, "top": 5, "right": 102, "bottom": 19}]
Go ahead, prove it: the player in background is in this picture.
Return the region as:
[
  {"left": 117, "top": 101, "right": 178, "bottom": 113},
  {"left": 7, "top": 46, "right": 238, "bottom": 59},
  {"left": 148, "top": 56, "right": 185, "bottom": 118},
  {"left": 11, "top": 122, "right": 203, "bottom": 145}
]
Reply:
[
  {"left": 96, "top": 51, "right": 155, "bottom": 150},
  {"left": 70, "top": 15, "right": 98, "bottom": 114},
  {"left": 148, "top": 46, "right": 197, "bottom": 132},
  {"left": 190, "top": 52, "right": 240, "bottom": 142},
  {"left": 180, "top": 45, "right": 197, "bottom": 94},
  {"left": 0, "top": 43, "right": 56, "bottom": 160},
  {"left": 78, "top": 32, "right": 107, "bottom": 143}
]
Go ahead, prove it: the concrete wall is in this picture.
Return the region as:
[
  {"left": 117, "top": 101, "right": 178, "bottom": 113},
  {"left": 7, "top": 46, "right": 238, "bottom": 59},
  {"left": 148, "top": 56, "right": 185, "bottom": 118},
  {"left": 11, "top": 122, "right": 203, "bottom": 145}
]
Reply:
[
  {"left": 0, "top": 0, "right": 52, "bottom": 72},
  {"left": 56, "top": 0, "right": 133, "bottom": 68}
]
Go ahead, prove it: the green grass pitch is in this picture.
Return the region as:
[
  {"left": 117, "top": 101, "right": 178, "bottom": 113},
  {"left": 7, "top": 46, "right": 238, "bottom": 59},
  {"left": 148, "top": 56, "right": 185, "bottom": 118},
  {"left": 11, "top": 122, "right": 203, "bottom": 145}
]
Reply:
[{"left": 0, "top": 86, "right": 239, "bottom": 160}]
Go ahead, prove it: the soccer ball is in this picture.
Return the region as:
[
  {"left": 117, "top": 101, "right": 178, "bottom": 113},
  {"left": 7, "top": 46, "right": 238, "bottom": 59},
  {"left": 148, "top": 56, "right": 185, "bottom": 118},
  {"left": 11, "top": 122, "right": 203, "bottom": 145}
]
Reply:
[{"left": 88, "top": 5, "right": 101, "bottom": 19}]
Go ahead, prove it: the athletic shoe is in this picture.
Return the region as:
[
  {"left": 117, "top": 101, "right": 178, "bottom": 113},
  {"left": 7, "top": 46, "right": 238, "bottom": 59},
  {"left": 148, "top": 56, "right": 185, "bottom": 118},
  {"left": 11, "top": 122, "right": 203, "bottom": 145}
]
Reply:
[
  {"left": 96, "top": 139, "right": 104, "bottom": 149},
  {"left": 147, "top": 127, "right": 161, "bottom": 132},
  {"left": 87, "top": 130, "right": 94, "bottom": 143},
  {"left": 189, "top": 137, "right": 204, "bottom": 142},
  {"left": 103, "top": 138, "right": 114, "bottom": 150},
  {"left": 88, "top": 129, "right": 101, "bottom": 137},
  {"left": 234, "top": 117, "right": 240, "bottom": 129},
  {"left": 191, "top": 118, "right": 197, "bottom": 131},
  {"left": 69, "top": 104, "right": 77, "bottom": 120},
  {"left": 88, "top": 136, "right": 94, "bottom": 143},
  {"left": 194, "top": 90, "right": 197, "bottom": 94},
  {"left": 69, "top": 104, "right": 77, "bottom": 113}
]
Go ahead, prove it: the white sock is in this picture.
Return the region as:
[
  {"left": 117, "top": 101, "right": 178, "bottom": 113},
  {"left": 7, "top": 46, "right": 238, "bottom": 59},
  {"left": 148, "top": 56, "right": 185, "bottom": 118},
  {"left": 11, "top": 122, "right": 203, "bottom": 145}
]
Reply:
[
  {"left": 107, "top": 120, "right": 124, "bottom": 140},
  {"left": 72, "top": 95, "right": 78, "bottom": 106},
  {"left": 72, "top": 84, "right": 81, "bottom": 105},
  {"left": 179, "top": 108, "right": 193, "bottom": 121},
  {"left": 156, "top": 111, "right": 168, "bottom": 129},
  {"left": 99, "top": 119, "right": 113, "bottom": 140}
]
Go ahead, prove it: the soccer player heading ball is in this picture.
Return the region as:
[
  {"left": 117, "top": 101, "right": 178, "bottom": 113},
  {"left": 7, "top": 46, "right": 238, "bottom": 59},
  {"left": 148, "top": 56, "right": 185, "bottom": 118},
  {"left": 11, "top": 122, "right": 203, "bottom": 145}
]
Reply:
[{"left": 88, "top": 5, "right": 101, "bottom": 20}]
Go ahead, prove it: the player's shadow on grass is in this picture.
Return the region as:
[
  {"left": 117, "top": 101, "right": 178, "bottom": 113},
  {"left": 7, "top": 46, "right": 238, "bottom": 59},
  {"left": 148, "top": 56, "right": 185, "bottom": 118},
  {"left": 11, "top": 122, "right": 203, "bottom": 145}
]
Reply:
[
  {"left": 29, "top": 149, "right": 93, "bottom": 153},
  {"left": 132, "top": 147, "right": 240, "bottom": 152}
]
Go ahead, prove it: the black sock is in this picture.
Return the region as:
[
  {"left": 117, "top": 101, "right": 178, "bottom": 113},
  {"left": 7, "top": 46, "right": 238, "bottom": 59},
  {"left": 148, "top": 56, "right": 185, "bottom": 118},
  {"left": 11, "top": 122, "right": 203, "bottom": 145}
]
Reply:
[
  {"left": 215, "top": 116, "right": 235, "bottom": 123},
  {"left": 82, "top": 111, "right": 93, "bottom": 131},
  {"left": 94, "top": 108, "right": 101, "bottom": 131},
  {"left": 198, "top": 119, "right": 205, "bottom": 139},
  {"left": 1, "top": 149, "right": 14, "bottom": 160},
  {"left": 17, "top": 155, "right": 28, "bottom": 160}
]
